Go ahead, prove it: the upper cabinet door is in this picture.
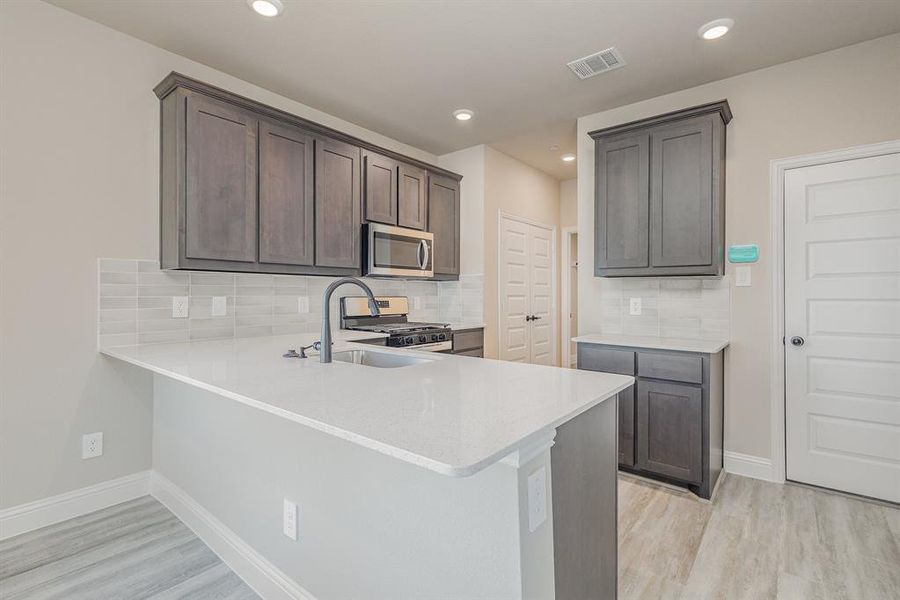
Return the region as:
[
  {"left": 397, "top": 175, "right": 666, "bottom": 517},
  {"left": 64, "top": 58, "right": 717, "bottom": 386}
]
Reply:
[
  {"left": 428, "top": 174, "right": 460, "bottom": 277},
  {"left": 398, "top": 163, "right": 428, "bottom": 230},
  {"left": 649, "top": 116, "right": 714, "bottom": 268},
  {"left": 185, "top": 93, "right": 258, "bottom": 263},
  {"left": 258, "top": 121, "right": 314, "bottom": 266},
  {"left": 594, "top": 133, "right": 650, "bottom": 273},
  {"left": 315, "top": 138, "right": 361, "bottom": 270},
  {"left": 363, "top": 151, "right": 398, "bottom": 225}
]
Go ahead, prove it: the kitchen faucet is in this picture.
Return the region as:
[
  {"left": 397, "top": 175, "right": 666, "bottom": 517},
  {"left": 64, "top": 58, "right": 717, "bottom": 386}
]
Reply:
[{"left": 320, "top": 277, "right": 380, "bottom": 363}]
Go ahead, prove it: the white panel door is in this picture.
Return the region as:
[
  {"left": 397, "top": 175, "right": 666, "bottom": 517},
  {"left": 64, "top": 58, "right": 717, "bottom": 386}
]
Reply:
[
  {"left": 529, "top": 226, "right": 554, "bottom": 365},
  {"left": 499, "top": 217, "right": 530, "bottom": 363},
  {"left": 499, "top": 215, "right": 556, "bottom": 365},
  {"left": 784, "top": 152, "right": 900, "bottom": 503}
]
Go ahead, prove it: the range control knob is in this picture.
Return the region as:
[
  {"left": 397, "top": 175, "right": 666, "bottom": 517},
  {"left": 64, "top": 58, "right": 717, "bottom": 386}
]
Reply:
[
  {"left": 438, "top": 333, "right": 447, "bottom": 341},
  {"left": 431, "top": 334, "right": 438, "bottom": 341},
  {"left": 405, "top": 336, "right": 414, "bottom": 345},
  {"left": 418, "top": 335, "right": 427, "bottom": 343}
]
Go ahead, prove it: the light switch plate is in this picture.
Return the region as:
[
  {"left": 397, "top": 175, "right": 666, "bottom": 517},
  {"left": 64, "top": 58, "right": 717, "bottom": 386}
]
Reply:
[
  {"left": 172, "top": 296, "right": 189, "bottom": 318},
  {"left": 629, "top": 297, "right": 642, "bottom": 316},
  {"left": 297, "top": 296, "right": 310, "bottom": 313},
  {"left": 735, "top": 266, "right": 752, "bottom": 287},
  {"left": 211, "top": 296, "right": 227, "bottom": 317},
  {"left": 527, "top": 466, "right": 547, "bottom": 532}
]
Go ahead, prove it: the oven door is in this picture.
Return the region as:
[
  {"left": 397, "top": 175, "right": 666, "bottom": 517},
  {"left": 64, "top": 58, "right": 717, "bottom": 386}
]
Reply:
[
  {"left": 409, "top": 340, "right": 452, "bottom": 352},
  {"left": 366, "top": 223, "right": 434, "bottom": 278}
]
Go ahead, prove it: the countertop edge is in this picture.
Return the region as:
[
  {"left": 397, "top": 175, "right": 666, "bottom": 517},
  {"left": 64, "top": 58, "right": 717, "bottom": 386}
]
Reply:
[
  {"left": 573, "top": 334, "right": 729, "bottom": 354},
  {"left": 101, "top": 347, "right": 631, "bottom": 478}
]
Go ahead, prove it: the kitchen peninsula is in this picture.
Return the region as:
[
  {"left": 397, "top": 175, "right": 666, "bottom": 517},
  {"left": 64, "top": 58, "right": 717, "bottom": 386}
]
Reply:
[{"left": 103, "top": 332, "right": 631, "bottom": 599}]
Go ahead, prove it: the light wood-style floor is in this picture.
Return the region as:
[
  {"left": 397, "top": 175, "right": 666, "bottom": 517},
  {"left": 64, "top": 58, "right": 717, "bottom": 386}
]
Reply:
[
  {"left": 618, "top": 473, "right": 900, "bottom": 600},
  {"left": 2, "top": 475, "right": 898, "bottom": 599},
  {"left": 0, "top": 496, "right": 259, "bottom": 600}
]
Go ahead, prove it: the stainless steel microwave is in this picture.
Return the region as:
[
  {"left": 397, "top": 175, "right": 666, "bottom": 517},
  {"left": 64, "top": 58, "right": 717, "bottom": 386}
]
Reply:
[{"left": 364, "top": 223, "right": 434, "bottom": 278}]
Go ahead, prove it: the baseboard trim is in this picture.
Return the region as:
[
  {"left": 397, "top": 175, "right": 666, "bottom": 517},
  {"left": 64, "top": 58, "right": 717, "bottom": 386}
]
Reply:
[
  {"left": 724, "top": 451, "right": 779, "bottom": 483},
  {"left": 0, "top": 470, "right": 151, "bottom": 540},
  {"left": 150, "top": 472, "right": 316, "bottom": 600}
]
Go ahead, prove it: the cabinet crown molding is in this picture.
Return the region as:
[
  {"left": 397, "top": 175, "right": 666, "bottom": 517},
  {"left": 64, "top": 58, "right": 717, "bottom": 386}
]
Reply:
[
  {"left": 153, "top": 71, "right": 463, "bottom": 182},
  {"left": 587, "top": 99, "right": 732, "bottom": 140}
]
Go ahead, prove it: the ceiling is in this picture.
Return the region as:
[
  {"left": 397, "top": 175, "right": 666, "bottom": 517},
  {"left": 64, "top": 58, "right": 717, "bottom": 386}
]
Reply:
[{"left": 48, "top": 0, "right": 900, "bottom": 180}]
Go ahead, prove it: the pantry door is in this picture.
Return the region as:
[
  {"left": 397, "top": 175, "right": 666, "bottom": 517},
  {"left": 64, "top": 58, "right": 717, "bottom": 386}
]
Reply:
[
  {"left": 784, "top": 151, "right": 900, "bottom": 503},
  {"left": 499, "top": 213, "right": 557, "bottom": 365}
]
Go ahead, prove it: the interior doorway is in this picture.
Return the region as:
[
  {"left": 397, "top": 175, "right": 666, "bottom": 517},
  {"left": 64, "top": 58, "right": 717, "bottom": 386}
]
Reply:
[
  {"left": 498, "top": 212, "right": 557, "bottom": 365},
  {"left": 561, "top": 227, "right": 578, "bottom": 367}
]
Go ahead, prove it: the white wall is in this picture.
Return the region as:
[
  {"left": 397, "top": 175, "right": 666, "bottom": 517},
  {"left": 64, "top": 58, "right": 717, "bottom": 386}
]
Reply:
[
  {"left": 559, "top": 179, "right": 577, "bottom": 229},
  {"left": 0, "top": 0, "right": 438, "bottom": 508},
  {"left": 577, "top": 33, "right": 900, "bottom": 460}
]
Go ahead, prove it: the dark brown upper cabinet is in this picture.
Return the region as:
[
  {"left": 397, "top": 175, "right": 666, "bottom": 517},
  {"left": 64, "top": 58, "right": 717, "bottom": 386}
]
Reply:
[
  {"left": 183, "top": 92, "right": 258, "bottom": 265},
  {"left": 155, "top": 73, "right": 461, "bottom": 277},
  {"left": 398, "top": 163, "right": 428, "bottom": 230},
  {"left": 590, "top": 101, "right": 731, "bottom": 277},
  {"left": 258, "top": 120, "right": 314, "bottom": 267},
  {"left": 363, "top": 151, "right": 399, "bottom": 225},
  {"left": 315, "top": 138, "right": 361, "bottom": 270},
  {"left": 428, "top": 174, "right": 460, "bottom": 279}
]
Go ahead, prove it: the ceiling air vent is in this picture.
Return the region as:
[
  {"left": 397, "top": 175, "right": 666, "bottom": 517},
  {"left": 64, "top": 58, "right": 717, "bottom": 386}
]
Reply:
[{"left": 567, "top": 47, "right": 626, "bottom": 80}]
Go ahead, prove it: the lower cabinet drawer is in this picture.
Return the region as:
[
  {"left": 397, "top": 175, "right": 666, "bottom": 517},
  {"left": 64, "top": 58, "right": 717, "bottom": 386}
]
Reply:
[
  {"left": 455, "top": 347, "right": 483, "bottom": 358},
  {"left": 638, "top": 351, "right": 703, "bottom": 384},
  {"left": 578, "top": 344, "right": 635, "bottom": 375},
  {"left": 618, "top": 386, "right": 635, "bottom": 468},
  {"left": 636, "top": 380, "right": 702, "bottom": 484}
]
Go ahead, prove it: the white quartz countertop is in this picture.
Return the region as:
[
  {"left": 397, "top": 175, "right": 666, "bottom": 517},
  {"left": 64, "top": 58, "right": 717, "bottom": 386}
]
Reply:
[
  {"left": 573, "top": 333, "right": 729, "bottom": 354},
  {"left": 102, "top": 332, "right": 632, "bottom": 478}
]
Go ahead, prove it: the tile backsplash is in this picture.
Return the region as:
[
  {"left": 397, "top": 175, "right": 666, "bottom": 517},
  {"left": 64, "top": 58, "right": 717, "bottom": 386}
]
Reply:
[
  {"left": 595, "top": 276, "right": 731, "bottom": 340},
  {"left": 98, "top": 259, "right": 483, "bottom": 348}
]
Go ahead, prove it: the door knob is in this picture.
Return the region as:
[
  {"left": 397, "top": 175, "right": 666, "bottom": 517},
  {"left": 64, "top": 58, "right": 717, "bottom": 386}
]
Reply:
[
  {"left": 525, "top": 315, "right": 533, "bottom": 321},
  {"left": 531, "top": 315, "right": 542, "bottom": 321},
  {"left": 790, "top": 336, "right": 805, "bottom": 347}
]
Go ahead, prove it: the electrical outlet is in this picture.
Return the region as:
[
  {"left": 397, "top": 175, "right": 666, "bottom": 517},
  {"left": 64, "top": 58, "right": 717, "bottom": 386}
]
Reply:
[
  {"left": 297, "top": 296, "right": 310, "bottom": 313},
  {"left": 629, "top": 297, "right": 642, "bottom": 316},
  {"left": 283, "top": 499, "right": 298, "bottom": 541},
  {"left": 172, "top": 296, "right": 189, "bottom": 318},
  {"left": 82, "top": 432, "right": 103, "bottom": 459},
  {"left": 735, "top": 266, "right": 752, "bottom": 287},
  {"left": 527, "top": 466, "right": 547, "bottom": 532},
  {"left": 211, "top": 296, "right": 227, "bottom": 317}
]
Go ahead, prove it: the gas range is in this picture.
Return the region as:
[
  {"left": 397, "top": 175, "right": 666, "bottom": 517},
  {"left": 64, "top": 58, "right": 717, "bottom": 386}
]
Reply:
[{"left": 340, "top": 296, "right": 452, "bottom": 351}]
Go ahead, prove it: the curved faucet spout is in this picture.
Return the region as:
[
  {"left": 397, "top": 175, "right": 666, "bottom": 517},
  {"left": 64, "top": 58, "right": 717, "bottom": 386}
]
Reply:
[{"left": 320, "top": 277, "right": 379, "bottom": 363}]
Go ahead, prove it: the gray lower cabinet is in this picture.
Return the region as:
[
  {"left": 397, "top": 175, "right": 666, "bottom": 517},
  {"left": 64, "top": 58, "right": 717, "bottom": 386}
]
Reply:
[
  {"left": 452, "top": 327, "right": 484, "bottom": 356},
  {"left": 258, "top": 120, "right": 314, "bottom": 266},
  {"left": 428, "top": 174, "right": 460, "bottom": 279},
  {"left": 636, "top": 380, "right": 702, "bottom": 484},
  {"left": 155, "top": 72, "right": 462, "bottom": 276},
  {"left": 576, "top": 341, "right": 724, "bottom": 499},
  {"left": 315, "top": 138, "right": 360, "bottom": 270},
  {"left": 590, "top": 101, "right": 731, "bottom": 277}
]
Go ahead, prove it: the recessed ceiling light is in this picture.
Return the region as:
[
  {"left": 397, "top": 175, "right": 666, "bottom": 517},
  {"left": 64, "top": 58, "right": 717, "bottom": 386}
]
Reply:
[
  {"left": 561, "top": 154, "right": 576, "bottom": 162},
  {"left": 248, "top": 0, "right": 283, "bottom": 17},
  {"left": 698, "top": 18, "right": 733, "bottom": 40},
  {"left": 452, "top": 109, "right": 474, "bottom": 121}
]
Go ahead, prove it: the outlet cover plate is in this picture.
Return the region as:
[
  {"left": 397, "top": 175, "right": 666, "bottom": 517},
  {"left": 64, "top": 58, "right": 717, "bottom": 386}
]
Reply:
[
  {"left": 629, "top": 297, "right": 642, "bottom": 316},
  {"left": 297, "top": 296, "right": 310, "bottom": 313},
  {"left": 82, "top": 432, "right": 103, "bottom": 459},
  {"left": 211, "top": 296, "right": 227, "bottom": 317},
  {"left": 172, "top": 296, "right": 189, "bottom": 318},
  {"left": 735, "top": 266, "right": 752, "bottom": 287},
  {"left": 283, "top": 499, "right": 298, "bottom": 540},
  {"left": 527, "top": 466, "right": 547, "bottom": 532}
]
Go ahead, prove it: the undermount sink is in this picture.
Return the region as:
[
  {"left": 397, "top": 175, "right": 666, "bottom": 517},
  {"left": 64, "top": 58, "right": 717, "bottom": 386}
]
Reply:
[{"left": 332, "top": 349, "right": 433, "bottom": 368}]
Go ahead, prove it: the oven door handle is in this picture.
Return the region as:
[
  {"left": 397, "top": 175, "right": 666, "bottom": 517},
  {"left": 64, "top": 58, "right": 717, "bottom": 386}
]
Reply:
[{"left": 410, "top": 340, "right": 452, "bottom": 352}]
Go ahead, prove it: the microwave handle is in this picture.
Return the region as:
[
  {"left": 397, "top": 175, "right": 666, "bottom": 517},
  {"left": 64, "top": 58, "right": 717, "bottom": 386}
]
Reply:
[
  {"left": 418, "top": 239, "right": 428, "bottom": 270},
  {"left": 422, "top": 240, "right": 430, "bottom": 270}
]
